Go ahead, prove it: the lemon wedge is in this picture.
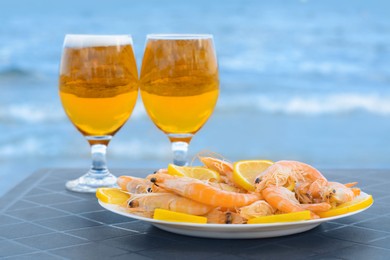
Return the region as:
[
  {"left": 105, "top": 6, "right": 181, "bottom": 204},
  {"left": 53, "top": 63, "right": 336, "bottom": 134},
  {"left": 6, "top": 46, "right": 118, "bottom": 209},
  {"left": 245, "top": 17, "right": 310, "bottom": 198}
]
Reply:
[
  {"left": 153, "top": 208, "right": 207, "bottom": 224},
  {"left": 233, "top": 160, "right": 274, "bottom": 191},
  {"left": 318, "top": 193, "right": 373, "bottom": 218},
  {"left": 96, "top": 188, "right": 130, "bottom": 205},
  {"left": 247, "top": 210, "right": 311, "bottom": 224},
  {"left": 167, "top": 164, "right": 220, "bottom": 181}
]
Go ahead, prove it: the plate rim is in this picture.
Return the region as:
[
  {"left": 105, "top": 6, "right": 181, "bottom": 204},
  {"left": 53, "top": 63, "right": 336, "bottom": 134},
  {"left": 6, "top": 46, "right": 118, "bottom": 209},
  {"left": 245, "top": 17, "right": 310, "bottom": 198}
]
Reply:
[{"left": 98, "top": 191, "right": 373, "bottom": 230}]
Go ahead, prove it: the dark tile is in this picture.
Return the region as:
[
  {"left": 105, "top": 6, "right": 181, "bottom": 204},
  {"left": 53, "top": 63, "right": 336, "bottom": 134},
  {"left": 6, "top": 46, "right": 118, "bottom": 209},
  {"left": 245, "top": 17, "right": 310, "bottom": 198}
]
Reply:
[
  {"left": 38, "top": 181, "right": 68, "bottom": 192},
  {"left": 67, "top": 225, "right": 136, "bottom": 241},
  {"left": 364, "top": 182, "right": 390, "bottom": 191},
  {"left": 38, "top": 174, "right": 67, "bottom": 185},
  {"left": 375, "top": 195, "right": 390, "bottom": 205},
  {"left": 6, "top": 206, "right": 68, "bottom": 221},
  {"left": 100, "top": 234, "right": 173, "bottom": 252},
  {"left": 355, "top": 215, "right": 390, "bottom": 232},
  {"left": 361, "top": 202, "right": 390, "bottom": 216},
  {"left": 331, "top": 175, "right": 383, "bottom": 188},
  {"left": 0, "top": 222, "right": 52, "bottom": 239},
  {"left": 368, "top": 236, "right": 390, "bottom": 249},
  {"left": 6, "top": 200, "right": 40, "bottom": 211},
  {"left": 322, "top": 226, "right": 388, "bottom": 243},
  {"left": 0, "top": 214, "right": 22, "bottom": 226},
  {"left": 114, "top": 221, "right": 153, "bottom": 234},
  {"left": 63, "top": 190, "right": 96, "bottom": 200},
  {"left": 207, "top": 254, "right": 245, "bottom": 260},
  {"left": 82, "top": 210, "right": 133, "bottom": 224},
  {"left": 25, "top": 193, "right": 81, "bottom": 205},
  {"left": 16, "top": 232, "right": 87, "bottom": 250},
  {"left": 205, "top": 243, "right": 314, "bottom": 260},
  {"left": 137, "top": 238, "right": 221, "bottom": 259},
  {"left": 5, "top": 252, "right": 64, "bottom": 259},
  {"left": 0, "top": 240, "right": 37, "bottom": 257},
  {"left": 305, "top": 255, "right": 348, "bottom": 260},
  {"left": 51, "top": 200, "right": 103, "bottom": 214},
  {"left": 111, "top": 253, "right": 153, "bottom": 260},
  {"left": 35, "top": 215, "right": 101, "bottom": 231},
  {"left": 25, "top": 187, "right": 53, "bottom": 197},
  {"left": 315, "top": 222, "right": 345, "bottom": 232},
  {"left": 280, "top": 234, "right": 356, "bottom": 254},
  {"left": 49, "top": 169, "right": 87, "bottom": 180},
  {"left": 144, "top": 226, "right": 276, "bottom": 251},
  {"left": 361, "top": 189, "right": 389, "bottom": 199},
  {"left": 314, "top": 244, "right": 390, "bottom": 260},
  {"left": 330, "top": 212, "right": 375, "bottom": 225},
  {"left": 49, "top": 242, "right": 127, "bottom": 258}
]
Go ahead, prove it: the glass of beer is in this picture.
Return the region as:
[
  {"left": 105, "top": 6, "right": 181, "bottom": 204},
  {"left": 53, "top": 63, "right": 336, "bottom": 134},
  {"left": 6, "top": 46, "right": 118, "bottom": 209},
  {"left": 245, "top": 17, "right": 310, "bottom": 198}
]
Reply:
[
  {"left": 140, "top": 34, "right": 219, "bottom": 166},
  {"left": 59, "top": 34, "right": 138, "bottom": 192}
]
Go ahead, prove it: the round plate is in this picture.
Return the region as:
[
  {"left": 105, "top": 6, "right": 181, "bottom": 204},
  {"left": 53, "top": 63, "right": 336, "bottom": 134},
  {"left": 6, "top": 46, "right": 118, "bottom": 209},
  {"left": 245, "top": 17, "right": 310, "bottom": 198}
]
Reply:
[{"left": 98, "top": 192, "right": 372, "bottom": 239}]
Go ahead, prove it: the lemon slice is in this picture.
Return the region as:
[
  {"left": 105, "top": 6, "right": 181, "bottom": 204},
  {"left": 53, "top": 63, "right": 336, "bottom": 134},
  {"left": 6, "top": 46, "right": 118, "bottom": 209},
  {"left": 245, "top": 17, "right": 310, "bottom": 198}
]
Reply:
[
  {"left": 153, "top": 208, "right": 207, "bottom": 224},
  {"left": 317, "top": 193, "right": 373, "bottom": 218},
  {"left": 233, "top": 160, "right": 274, "bottom": 191},
  {"left": 247, "top": 210, "right": 311, "bottom": 224},
  {"left": 167, "top": 164, "right": 220, "bottom": 181},
  {"left": 96, "top": 188, "right": 130, "bottom": 205}
]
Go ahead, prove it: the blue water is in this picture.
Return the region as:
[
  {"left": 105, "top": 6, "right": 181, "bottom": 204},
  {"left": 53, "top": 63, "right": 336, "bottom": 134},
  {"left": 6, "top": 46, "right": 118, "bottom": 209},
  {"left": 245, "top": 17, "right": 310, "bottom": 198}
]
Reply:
[{"left": 1, "top": 0, "right": 390, "bottom": 195}]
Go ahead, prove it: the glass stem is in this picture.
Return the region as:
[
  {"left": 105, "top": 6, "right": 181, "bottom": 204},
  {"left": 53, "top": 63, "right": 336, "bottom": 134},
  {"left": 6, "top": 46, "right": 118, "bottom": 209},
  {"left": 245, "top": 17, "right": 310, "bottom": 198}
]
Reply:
[
  {"left": 171, "top": 141, "right": 189, "bottom": 166},
  {"left": 90, "top": 144, "right": 109, "bottom": 175}
]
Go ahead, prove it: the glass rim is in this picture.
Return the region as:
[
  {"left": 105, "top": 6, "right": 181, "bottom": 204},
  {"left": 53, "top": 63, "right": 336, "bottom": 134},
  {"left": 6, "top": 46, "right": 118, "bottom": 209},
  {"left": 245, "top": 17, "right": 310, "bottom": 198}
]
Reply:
[
  {"left": 146, "top": 34, "right": 213, "bottom": 40},
  {"left": 64, "top": 34, "right": 133, "bottom": 47}
]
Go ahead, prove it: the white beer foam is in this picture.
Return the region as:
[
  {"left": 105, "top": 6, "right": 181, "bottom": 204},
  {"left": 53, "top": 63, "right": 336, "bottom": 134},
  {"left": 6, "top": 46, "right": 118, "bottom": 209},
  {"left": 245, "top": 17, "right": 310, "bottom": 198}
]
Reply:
[{"left": 64, "top": 34, "right": 133, "bottom": 48}]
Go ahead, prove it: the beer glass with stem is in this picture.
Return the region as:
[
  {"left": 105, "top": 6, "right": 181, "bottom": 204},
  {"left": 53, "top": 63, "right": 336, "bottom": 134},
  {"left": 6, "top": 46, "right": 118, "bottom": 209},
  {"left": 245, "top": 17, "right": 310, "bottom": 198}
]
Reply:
[
  {"left": 59, "top": 34, "right": 138, "bottom": 192},
  {"left": 140, "top": 34, "right": 219, "bottom": 166}
]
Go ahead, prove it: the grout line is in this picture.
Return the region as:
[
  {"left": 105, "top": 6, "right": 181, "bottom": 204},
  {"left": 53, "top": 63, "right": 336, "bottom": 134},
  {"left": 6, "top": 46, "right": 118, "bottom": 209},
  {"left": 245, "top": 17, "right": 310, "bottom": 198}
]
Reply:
[{"left": 0, "top": 169, "right": 55, "bottom": 213}]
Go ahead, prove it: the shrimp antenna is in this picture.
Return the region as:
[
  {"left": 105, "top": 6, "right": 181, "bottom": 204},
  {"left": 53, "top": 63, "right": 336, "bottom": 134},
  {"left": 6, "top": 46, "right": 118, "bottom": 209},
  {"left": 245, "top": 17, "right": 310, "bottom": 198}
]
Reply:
[{"left": 195, "top": 150, "right": 232, "bottom": 164}]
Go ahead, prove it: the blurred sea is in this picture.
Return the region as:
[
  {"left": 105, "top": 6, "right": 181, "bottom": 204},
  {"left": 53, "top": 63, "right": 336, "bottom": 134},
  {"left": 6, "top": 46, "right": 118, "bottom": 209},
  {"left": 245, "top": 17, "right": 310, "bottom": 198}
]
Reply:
[{"left": 1, "top": 0, "right": 390, "bottom": 195}]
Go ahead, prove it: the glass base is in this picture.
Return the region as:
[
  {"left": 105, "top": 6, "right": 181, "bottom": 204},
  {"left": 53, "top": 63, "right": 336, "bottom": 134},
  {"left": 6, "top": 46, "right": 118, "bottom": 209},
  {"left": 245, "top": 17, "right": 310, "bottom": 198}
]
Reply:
[{"left": 65, "top": 171, "right": 117, "bottom": 193}]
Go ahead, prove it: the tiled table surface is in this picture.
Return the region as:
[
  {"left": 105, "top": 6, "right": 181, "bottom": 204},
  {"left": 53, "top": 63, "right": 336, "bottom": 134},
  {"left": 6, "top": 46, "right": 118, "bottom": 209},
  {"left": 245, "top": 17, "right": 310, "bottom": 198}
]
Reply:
[{"left": 0, "top": 169, "right": 390, "bottom": 259}]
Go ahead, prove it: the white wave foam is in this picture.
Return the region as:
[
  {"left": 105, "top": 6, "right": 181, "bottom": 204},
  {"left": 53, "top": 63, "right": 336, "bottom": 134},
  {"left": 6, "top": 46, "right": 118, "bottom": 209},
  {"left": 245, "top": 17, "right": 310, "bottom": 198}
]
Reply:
[
  {"left": 0, "top": 101, "right": 148, "bottom": 124},
  {"left": 0, "top": 104, "right": 65, "bottom": 123},
  {"left": 218, "top": 93, "right": 390, "bottom": 116},
  {"left": 0, "top": 137, "right": 42, "bottom": 158},
  {"left": 110, "top": 139, "right": 170, "bottom": 160},
  {"left": 64, "top": 35, "right": 133, "bottom": 48},
  {"left": 299, "top": 61, "right": 361, "bottom": 75},
  {"left": 221, "top": 54, "right": 362, "bottom": 75},
  {"left": 2, "top": 93, "right": 389, "bottom": 125}
]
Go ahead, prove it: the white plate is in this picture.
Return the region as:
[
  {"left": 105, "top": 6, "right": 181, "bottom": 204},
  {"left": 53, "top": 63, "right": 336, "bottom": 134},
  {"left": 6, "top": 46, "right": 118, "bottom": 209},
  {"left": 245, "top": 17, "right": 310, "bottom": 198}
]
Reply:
[{"left": 98, "top": 192, "right": 372, "bottom": 239}]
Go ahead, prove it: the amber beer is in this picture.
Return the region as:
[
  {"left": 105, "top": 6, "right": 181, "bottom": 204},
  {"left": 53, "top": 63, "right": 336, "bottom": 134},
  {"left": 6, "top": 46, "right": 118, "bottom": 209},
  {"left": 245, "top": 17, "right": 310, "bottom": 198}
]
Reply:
[
  {"left": 140, "top": 36, "right": 219, "bottom": 137},
  {"left": 59, "top": 40, "right": 138, "bottom": 137}
]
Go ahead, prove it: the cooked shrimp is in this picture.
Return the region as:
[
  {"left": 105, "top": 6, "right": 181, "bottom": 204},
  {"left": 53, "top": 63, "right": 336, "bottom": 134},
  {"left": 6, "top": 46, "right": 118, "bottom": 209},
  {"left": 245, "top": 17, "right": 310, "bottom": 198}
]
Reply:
[
  {"left": 149, "top": 173, "right": 261, "bottom": 208},
  {"left": 239, "top": 200, "right": 275, "bottom": 220},
  {"left": 255, "top": 160, "right": 327, "bottom": 193},
  {"left": 262, "top": 186, "right": 331, "bottom": 218},
  {"left": 127, "top": 193, "right": 213, "bottom": 216},
  {"left": 255, "top": 160, "right": 329, "bottom": 205},
  {"left": 295, "top": 178, "right": 330, "bottom": 204},
  {"left": 208, "top": 182, "right": 246, "bottom": 193},
  {"left": 205, "top": 208, "right": 246, "bottom": 224},
  {"left": 117, "top": 176, "right": 168, "bottom": 194},
  {"left": 199, "top": 156, "right": 236, "bottom": 186},
  {"left": 344, "top": 182, "right": 358, "bottom": 188},
  {"left": 300, "top": 202, "right": 332, "bottom": 213},
  {"left": 324, "top": 182, "right": 357, "bottom": 205}
]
